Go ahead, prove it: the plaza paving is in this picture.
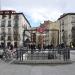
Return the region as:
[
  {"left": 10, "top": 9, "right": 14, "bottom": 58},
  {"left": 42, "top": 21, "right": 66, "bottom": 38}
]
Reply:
[{"left": 0, "top": 50, "right": 75, "bottom": 75}]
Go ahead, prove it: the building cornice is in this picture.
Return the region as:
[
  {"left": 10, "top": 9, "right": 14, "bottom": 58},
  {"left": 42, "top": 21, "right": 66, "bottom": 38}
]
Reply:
[
  {"left": 0, "top": 11, "right": 31, "bottom": 27},
  {"left": 58, "top": 13, "right": 75, "bottom": 20}
]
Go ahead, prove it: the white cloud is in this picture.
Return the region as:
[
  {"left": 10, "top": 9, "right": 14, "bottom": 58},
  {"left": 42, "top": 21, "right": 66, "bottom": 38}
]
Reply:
[
  {"left": 24, "top": 8, "right": 62, "bottom": 23},
  {"left": 1, "top": 0, "right": 75, "bottom": 26},
  {"left": 31, "top": 13, "right": 45, "bottom": 22},
  {"left": 1, "top": 7, "right": 17, "bottom": 11}
]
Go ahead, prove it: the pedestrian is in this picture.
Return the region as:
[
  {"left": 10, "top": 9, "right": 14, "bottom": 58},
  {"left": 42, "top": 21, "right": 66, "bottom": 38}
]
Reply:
[
  {"left": 38, "top": 44, "right": 41, "bottom": 51},
  {"left": 9, "top": 44, "right": 13, "bottom": 51},
  {"left": 63, "top": 49, "right": 68, "bottom": 61},
  {"left": 67, "top": 48, "right": 70, "bottom": 60},
  {"left": 30, "top": 43, "right": 34, "bottom": 54}
]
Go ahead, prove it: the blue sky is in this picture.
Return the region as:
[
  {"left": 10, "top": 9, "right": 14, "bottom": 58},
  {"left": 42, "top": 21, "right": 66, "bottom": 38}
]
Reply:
[{"left": 1, "top": 0, "right": 75, "bottom": 27}]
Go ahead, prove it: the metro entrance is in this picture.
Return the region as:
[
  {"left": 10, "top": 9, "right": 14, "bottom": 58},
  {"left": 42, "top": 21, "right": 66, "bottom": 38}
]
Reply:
[
  {"left": 15, "top": 28, "right": 71, "bottom": 63},
  {"left": 23, "top": 28, "right": 59, "bottom": 49}
]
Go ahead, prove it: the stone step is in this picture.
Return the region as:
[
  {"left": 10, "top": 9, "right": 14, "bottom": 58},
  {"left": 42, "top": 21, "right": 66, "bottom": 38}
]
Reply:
[{"left": 12, "top": 59, "right": 72, "bottom": 64}]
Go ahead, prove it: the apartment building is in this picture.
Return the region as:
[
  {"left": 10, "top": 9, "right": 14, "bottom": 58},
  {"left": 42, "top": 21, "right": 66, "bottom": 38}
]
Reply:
[
  {"left": 58, "top": 13, "right": 75, "bottom": 46},
  {"left": 0, "top": 10, "right": 31, "bottom": 48},
  {"left": 39, "top": 20, "right": 59, "bottom": 47}
]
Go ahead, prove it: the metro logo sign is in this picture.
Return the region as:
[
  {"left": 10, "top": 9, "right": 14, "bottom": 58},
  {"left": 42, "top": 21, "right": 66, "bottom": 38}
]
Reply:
[{"left": 37, "top": 27, "right": 45, "bottom": 33}]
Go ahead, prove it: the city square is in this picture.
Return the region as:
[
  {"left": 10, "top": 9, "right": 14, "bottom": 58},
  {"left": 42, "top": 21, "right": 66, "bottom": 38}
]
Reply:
[
  {"left": 0, "top": 0, "right": 75, "bottom": 75},
  {"left": 0, "top": 51, "right": 74, "bottom": 75}
]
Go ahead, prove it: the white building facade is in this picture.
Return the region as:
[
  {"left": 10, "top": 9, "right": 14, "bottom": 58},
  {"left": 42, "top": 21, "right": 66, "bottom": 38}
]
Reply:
[
  {"left": 0, "top": 10, "right": 31, "bottom": 48},
  {"left": 58, "top": 13, "right": 75, "bottom": 46}
]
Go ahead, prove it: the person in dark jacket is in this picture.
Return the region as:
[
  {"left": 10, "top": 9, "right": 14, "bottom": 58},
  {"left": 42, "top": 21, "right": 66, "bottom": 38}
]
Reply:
[
  {"left": 31, "top": 43, "right": 35, "bottom": 54},
  {"left": 9, "top": 44, "right": 13, "bottom": 50}
]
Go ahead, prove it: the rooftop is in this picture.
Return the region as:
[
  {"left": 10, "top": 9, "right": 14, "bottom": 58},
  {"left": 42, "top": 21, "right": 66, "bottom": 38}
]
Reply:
[
  {"left": 58, "top": 13, "right": 75, "bottom": 20},
  {"left": 0, "top": 10, "right": 31, "bottom": 27}
]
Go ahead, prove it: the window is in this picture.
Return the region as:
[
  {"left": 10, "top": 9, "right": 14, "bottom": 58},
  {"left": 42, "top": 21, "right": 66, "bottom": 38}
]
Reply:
[
  {"left": 14, "top": 15, "right": 19, "bottom": 20},
  {"left": 69, "top": 34, "right": 71, "bottom": 39},
  {"left": 1, "top": 20, "right": 6, "bottom": 27},
  {"left": 14, "top": 35, "right": 18, "bottom": 41},
  {"left": 8, "top": 20, "right": 11, "bottom": 27},
  {"left": 7, "top": 36, "right": 11, "bottom": 41},
  {"left": 8, "top": 28, "right": 11, "bottom": 34},
  {"left": 62, "top": 20, "right": 64, "bottom": 25},
  {"left": 13, "top": 28, "right": 19, "bottom": 41},
  {"left": 14, "top": 21, "right": 18, "bottom": 27},
  {"left": 9, "top": 14, "right": 11, "bottom": 19},
  {"left": 1, "top": 36, "right": 4, "bottom": 40},
  {"left": 2, "top": 15, "right": 6, "bottom": 19},
  {"left": 1, "top": 28, "right": 5, "bottom": 34},
  {"left": 72, "top": 17, "right": 75, "bottom": 23},
  {"left": 13, "top": 29, "right": 18, "bottom": 35},
  {"left": 72, "top": 26, "right": 75, "bottom": 39},
  {"left": 14, "top": 15, "right": 19, "bottom": 28},
  {"left": 14, "top": 20, "right": 19, "bottom": 28}
]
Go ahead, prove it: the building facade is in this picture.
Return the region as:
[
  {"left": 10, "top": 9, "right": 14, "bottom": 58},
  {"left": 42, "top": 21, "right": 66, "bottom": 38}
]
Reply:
[
  {"left": 58, "top": 13, "right": 75, "bottom": 46},
  {"left": 0, "top": 10, "right": 31, "bottom": 48},
  {"left": 39, "top": 20, "right": 59, "bottom": 47}
]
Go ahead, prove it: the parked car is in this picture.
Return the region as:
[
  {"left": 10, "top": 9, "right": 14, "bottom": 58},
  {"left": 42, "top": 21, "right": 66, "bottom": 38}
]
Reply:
[{"left": 0, "top": 48, "right": 4, "bottom": 58}]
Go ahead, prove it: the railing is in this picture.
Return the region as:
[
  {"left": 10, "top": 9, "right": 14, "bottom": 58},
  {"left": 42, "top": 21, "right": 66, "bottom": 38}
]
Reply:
[{"left": 16, "top": 48, "right": 70, "bottom": 62}]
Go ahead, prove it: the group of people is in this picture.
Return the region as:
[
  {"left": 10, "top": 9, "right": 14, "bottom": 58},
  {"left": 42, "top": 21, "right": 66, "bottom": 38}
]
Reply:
[
  {"left": 3, "top": 44, "right": 17, "bottom": 59},
  {"left": 25, "top": 43, "right": 54, "bottom": 50}
]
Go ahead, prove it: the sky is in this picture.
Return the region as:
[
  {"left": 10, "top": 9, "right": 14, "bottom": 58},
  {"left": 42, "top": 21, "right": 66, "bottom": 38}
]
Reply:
[{"left": 1, "top": 0, "right": 75, "bottom": 27}]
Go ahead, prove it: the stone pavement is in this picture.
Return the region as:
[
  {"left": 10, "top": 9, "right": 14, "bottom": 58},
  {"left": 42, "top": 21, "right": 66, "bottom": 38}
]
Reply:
[
  {"left": 0, "top": 59, "right": 75, "bottom": 75},
  {"left": 0, "top": 50, "right": 74, "bottom": 75}
]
